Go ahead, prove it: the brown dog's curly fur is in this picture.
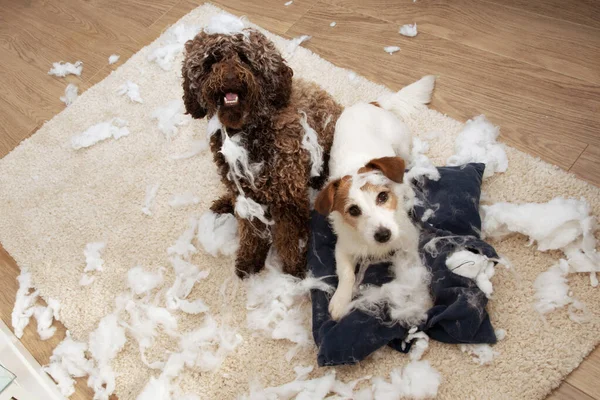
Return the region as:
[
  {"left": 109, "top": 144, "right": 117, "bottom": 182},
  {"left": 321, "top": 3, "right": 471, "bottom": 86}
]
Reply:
[{"left": 182, "top": 28, "right": 342, "bottom": 278}]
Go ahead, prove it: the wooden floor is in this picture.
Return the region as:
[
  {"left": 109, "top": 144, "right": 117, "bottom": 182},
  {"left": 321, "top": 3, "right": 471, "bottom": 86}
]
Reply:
[{"left": 0, "top": 0, "right": 599, "bottom": 399}]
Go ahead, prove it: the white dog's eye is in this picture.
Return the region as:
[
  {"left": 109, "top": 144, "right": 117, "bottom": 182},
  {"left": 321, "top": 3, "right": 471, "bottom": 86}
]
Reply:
[
  {"left": 347, "top": 205, "right": 362, "bottom": 217},
  {"left": 377, "top": 191, "right": 389, "bottom": 204}
]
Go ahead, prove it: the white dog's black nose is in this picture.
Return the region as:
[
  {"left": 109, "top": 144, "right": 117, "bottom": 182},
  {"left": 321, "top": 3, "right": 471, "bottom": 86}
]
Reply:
[{"left": 374, "top": 228, "right": 391, "bottom": 243}]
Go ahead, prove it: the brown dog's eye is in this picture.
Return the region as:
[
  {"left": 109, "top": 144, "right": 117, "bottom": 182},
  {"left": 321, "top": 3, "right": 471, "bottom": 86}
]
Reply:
[
  {"left": 348, "top": 205, "right": 361, "bottom": 217},
  {"left": 377, "top": 192, "right": 389, "bottom": 204},
  {"left": 238, "top": 52, "right": 250, "bottom": 65}
]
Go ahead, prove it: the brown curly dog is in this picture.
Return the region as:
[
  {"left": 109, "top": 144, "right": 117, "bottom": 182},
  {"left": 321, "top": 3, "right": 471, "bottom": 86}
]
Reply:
[{"left": 182, "top": 26, "right": 342, "bottom": 278}]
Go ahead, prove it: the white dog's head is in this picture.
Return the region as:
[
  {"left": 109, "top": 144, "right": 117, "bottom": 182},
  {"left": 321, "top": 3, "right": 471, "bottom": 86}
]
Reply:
[{"left": 316, "top": 157, "right": 416, "bottom": 254}]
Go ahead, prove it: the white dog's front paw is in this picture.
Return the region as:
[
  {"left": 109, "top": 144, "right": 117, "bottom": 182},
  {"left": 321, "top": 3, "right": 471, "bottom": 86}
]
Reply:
[{"left": 329, "top": 290, "right": 352, "bottom": 321}]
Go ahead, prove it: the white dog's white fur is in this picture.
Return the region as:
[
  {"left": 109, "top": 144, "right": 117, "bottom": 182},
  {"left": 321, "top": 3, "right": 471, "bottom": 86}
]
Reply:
[{"left": 316, "top": 76, "right": 436, "bottom": 322}]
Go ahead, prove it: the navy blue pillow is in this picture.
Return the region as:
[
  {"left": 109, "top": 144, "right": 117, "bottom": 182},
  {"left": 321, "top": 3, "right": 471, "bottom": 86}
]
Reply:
[{"left": 309, "top": 163, "right": 498, "bottom": 366}]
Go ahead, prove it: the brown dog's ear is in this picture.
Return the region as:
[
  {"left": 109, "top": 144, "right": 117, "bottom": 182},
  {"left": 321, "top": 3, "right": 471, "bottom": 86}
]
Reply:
[
  {"left": 181, "top": 61, "right": 207, "bottom": 120},
  {"left": 361, "top": 157, "right": 406, "bottom": 183},
  {"left": 315, "top": 179, "right": 339, "bottom": 216}
]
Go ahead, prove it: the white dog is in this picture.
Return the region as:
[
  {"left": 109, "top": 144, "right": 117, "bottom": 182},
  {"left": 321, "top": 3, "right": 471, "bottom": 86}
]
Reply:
[{"left": 315, "top": 76, "right": 436, "bottom": 322}]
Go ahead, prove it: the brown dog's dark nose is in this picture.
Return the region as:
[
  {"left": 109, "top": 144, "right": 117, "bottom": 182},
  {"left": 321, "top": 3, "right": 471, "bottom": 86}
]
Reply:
[{"left": 374, "top": 228, "right": 391, "bottom": 243}]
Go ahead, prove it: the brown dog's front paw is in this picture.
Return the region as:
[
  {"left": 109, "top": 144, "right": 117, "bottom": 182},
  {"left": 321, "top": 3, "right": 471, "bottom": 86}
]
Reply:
[
  {"left": 210, "top": 195, "right": 235, "bottom": 215},
  {"left": 234, "top": 258, "right": 265, "bottom": 279}
]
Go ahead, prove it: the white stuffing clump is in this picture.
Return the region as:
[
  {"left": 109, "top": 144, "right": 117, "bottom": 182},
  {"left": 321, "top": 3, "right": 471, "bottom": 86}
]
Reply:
[
  {"left": 32, "top": 298, "right": 61, "bottom": 340},
  {"left": 197, "top": 211, "right": 240, "bottom": 257},
  {"left": 284, "top": 0, "right": 293, "bottom": 5},
  {"left": 495, "top": 328, "right": 507, "bottom": 341},
  {"left": 330, "top": 22, "right": 337, "bottom": 27},
  {"left": 71, "top": 118, "right": 130, "bottom": 149},
  {"left": 405, "top": 137, "right": 440, "bottom": 182},
  {"left": 403, "top": 327, "right": 430, "bottom": 361},
  {"left": 167, "top": 217, "right": 198, "bottom": 260},
  {"left": 446, "top": 250, "right": 496, "bottom": 298},
  {"left": 245, "top": 249, "right": 333, "bottom": 360},
  {"left": 48, "top": 61, "right": 83, "bottom": 77},
  {"left": 148, "top": 23, "right": 200, "bottom": 70},
  {"left": 384, "top": 46, "right": 401, "bottom": 54},
  {"left": 170, "top": 140, "right": 209, "bottom": 160},
  {"left": 299, "top": 110, "right": 324, "bottom": 177},
  {"left": 153, "top": 100, "right": 190, "bottom": 140},
  {"left": 239, "top": 371, "right": 371, "bottom": 400},
  {"left": 351, "top": 251, "right": 432, "bottom": 327},
  {"left": 285, "top": 35, "right": 311, "bottom": 57},
  {"left": 221, "top": 132, "right": 263, "bottom": 192},
  {"left": 79, "top": 242, "right": 106, "bottom": 286},
  {"left": 235, "top": 195, "right": 273, "bottom": 227},
  {"left": 60, "top": 83, "right": 78, "bottom": 106},
  {"left": 128, "top": 266, "right": 164, "bottom": 295},
  {"left": 482, "top": 197, "right": 600, "bottom": 308},
  {"left": 447, "top": 115, "right": 508, "bottom": 178},
  {"left": 44, "top": 331, "right": 94, "bottom": 397},
  {"left": 399, "top": 23, "right": 418, "bottom": 37},
  {"left": 532, "top": 259, "right": 591, "bottom": 323},
  {"left": 372, "top": 360, "right": 442, "bottom": 399},
  {"left": 204, "top": 14, "right": 246, "bottom": 36},
  {"left": 108, "top": 54, "right": 120, "bottom": 64},
  {"left": 12, "top": 267, "right": 39, "bottom": 338},
  {"left": 165, "top": 256, "right": 210, "bottom": 313},
  {"left": 142, "top": 183, "right": 160, "bottom": 216},
  {"left": 117, "top": 80, "right": 143, "bottom": 103},
  {"left": 169, "top": 192, "right": 200, "bottom": 208},
  {"left": 87, "top": 314, "right": 127, "bottom": 399},
  {"left": 460, "top": 343, "right": 499, "bottom": 365}
]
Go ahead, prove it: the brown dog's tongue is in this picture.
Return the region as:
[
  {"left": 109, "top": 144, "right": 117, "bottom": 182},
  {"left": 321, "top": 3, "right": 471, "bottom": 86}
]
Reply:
[{"left": 224, "top": 93, "right": 238, "bottom": 102}]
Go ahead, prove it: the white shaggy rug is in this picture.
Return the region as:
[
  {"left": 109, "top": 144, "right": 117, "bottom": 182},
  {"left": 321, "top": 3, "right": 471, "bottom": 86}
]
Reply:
[{"left": 1, "top": 4, "right": 600, "bottom": 399}]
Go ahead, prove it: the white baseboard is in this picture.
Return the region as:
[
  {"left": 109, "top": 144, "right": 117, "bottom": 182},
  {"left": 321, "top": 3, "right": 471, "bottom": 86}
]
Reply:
[{"left": 0, "top": 320, "right": 64, "bottom": 400}]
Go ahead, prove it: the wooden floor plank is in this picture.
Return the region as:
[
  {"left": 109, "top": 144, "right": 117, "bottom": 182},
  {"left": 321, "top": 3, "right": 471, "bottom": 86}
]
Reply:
[
  {"left": 570, "top": 145, "right": 600, "bottom": 187},
  {"left": 286, "top": 2, "right": 591, "bottom": 169},
  {"left": 547, "top": 381, "right": 596, "bottom": 400},
  {"left": 324, "top": 0, "right": 600, "bottom": 84},
  {"left": 565, "top": 346, "right": 600, "bottom": 399},
  {"left": 484, "top": 0, "right": 600, "bottom": 30},
  {"left": 80, "top": 0, "right": 181, "bottom": 28},
  {"left": 212, "top": 0, "right": 319, "bottom": 35}
]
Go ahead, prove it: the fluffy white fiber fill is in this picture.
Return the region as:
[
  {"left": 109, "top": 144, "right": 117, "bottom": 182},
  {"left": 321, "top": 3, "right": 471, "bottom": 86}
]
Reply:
[
  {"left": 235, "top": 195, "right": 273, "bottom": 226},
  {"left": 460, "top": 344, "right": 499, "bottom": 365},
  {"left": 33, "top": 298, "right": 61, "bottom": 340},
  {"left": 108, "top": 54, "right": 120, "bottom": 64},
  {"left": 44, "top": 332, "right": 94, "bottom": 397},
  {"left": 117, "top": 80, "right": 143, "bottom": 103},
  {"left": 299, "top": 110, "right": 324, "bottom": 177},
  {"left": 71, "top": 118, "right": 130, "bottom": 149},
  {"left": 245, "top": 249, "right": 332, "bottom": 359},
  {"left": 399, "top": 23, "right": 418, "bottom": 37},
  {"left": 405, "top": 137, "right": 440, "bottom": 182},
  {"left": 447, "top": 115, "right": 508, "bottom": 178},
  {"left": 167, "top": 217, "right": 198, "bottom": 260},
  {"left": 60, "top": 83, "right": 78, "bottom": 106},
  {"left": 197, "top": 211, "right": 239, "bottom": 257},
  {"left": 239, "top": 371, "right": 372, "bottom": 400},
  {"left": 204, "top": 14, "right": 246, "bottom": 35},
  {"left": 142, "top": 183, "right": 160, "bottom": 216},
  {"left": 372, "top": 360, "right": 442, "bottom": 399},
  {"left": 446, "top": 250, "right": 496, "bottom": 298},
  {"left": 153, "top": 100, "right": 190, "bottom": 140},
  {"left": 48, "top": 61, "right": 83, "bottom": 77},
  {"left": 148, "top": 23, "right": 200, "bottom": 70},
  {"left": 384, "top": 46, "right": 401, "bottom": 54},
  {"left": 128, "top": 266, "right": 164, "bottom": 295},
  {"left": 12, "top": 267, "right": 39, "bottom": 338},
  {"left": 221, "top": 132, "right": 263, "bottom": 192},
  {"left": 482, "top": 196, "right": 599, "bottom": 318}
]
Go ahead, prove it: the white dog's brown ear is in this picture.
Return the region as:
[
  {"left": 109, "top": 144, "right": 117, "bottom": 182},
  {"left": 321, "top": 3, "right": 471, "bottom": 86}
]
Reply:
[
  {"left": 315, "top": 180, "right": 340, "bottom": 216},
  {"left": 362, "top": 157, "right": 406, "bottom": 183}
]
